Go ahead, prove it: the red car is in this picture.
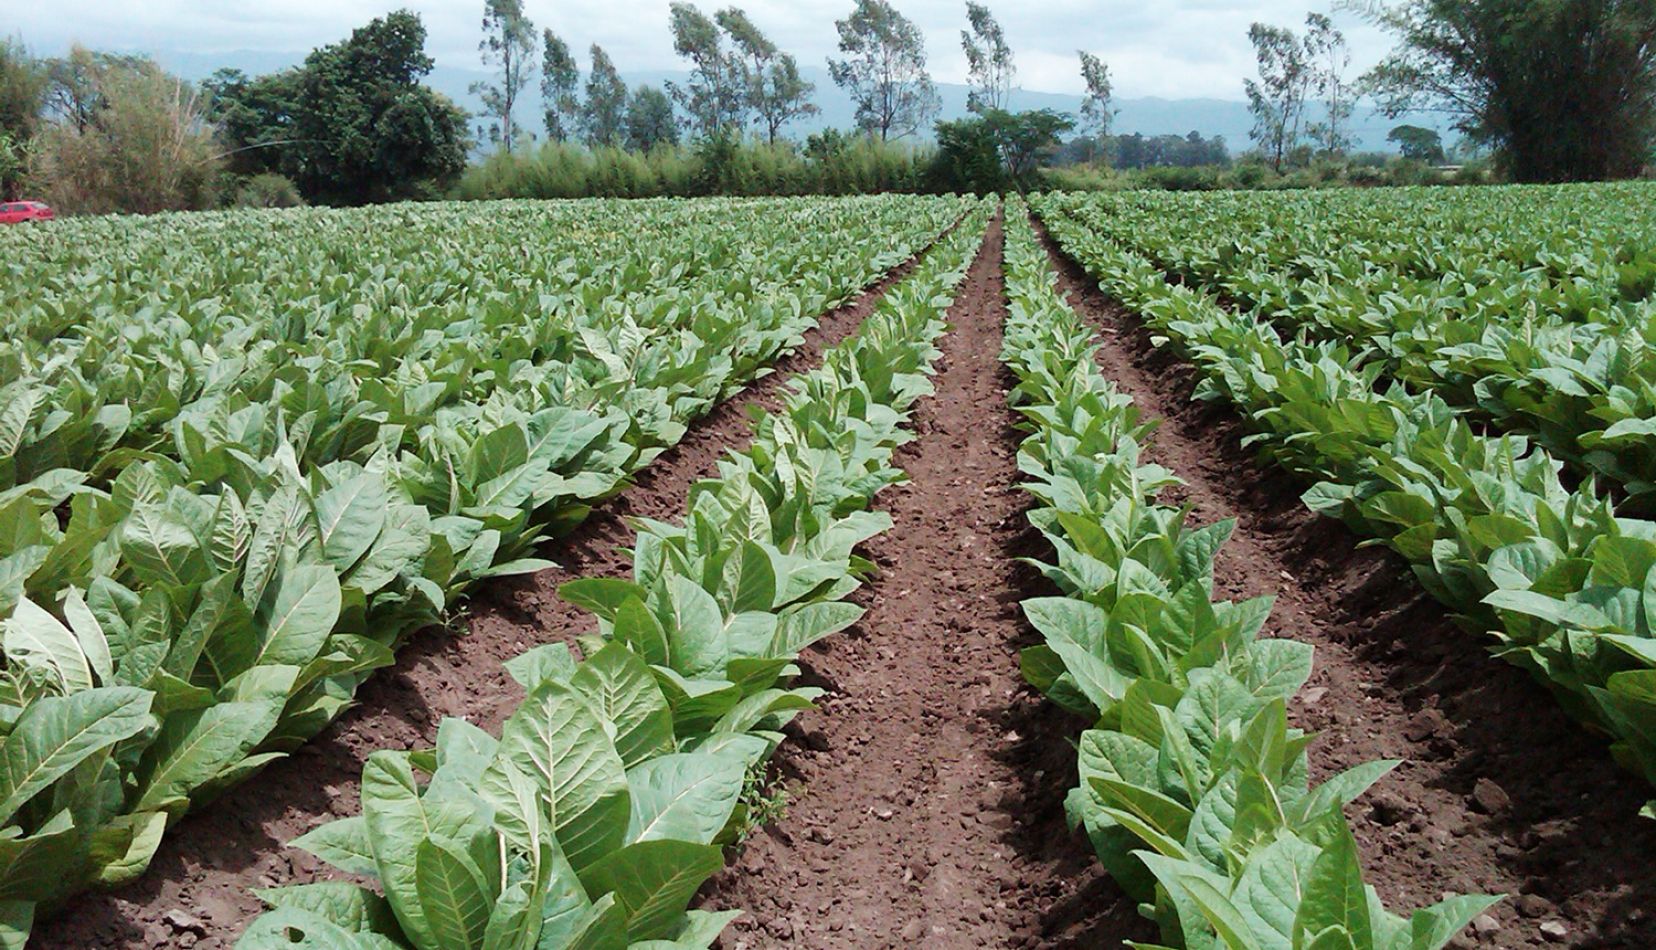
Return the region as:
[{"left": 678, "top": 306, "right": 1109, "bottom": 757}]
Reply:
[{"left": 0, "top": 201, "right": 54, "bottom": 224}]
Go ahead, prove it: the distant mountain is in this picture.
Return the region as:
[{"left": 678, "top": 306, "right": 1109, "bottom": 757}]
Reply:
[{"left": 155, "top": 49, "right": 1448, "bottom": 155}]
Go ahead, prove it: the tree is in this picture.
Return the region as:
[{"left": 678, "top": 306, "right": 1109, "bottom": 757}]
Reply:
[
  {"left": 932, "top": 107, "right": 1073, "bottom": 192},
  {"left": 471, "top": 0, "right": 535, "bottom": 152},
  {"left": 1244, "top": 21, "right": 1314, "bottom": 171},
  {"left": 43, "top": 47, "right": 147, "bottom": 134},
  {"left": 828, "top": 0, "right": 940, "bottom": 141},
  {"left": 1304, "top": 13, "right": 1354, "bottom": 154},
  {"left": 582, "top": 45, "right": 628, "bottom": 147},
  {"left": 1355, "top": 0, "right": 1656, "bottom": 181},
  {"left": 1388, "top": 123, "right": 1446, "bottom": 162},
  {"left": 932, "top": 115, "right": 1003, "bottom": 191},
  {"left": 986, "top": 108, "right": 1073, "bottom": 187},
  {"left": 961, "top": 2, "right": 1014, "bottom": 112},
  {"left": 208, "top": 11, "right": 469, "bottom": 204},
  {"left": 627, "top": 85, "right": 679, "bottom": 150},
  {"left": 30, "top": 56, "right": 220, "bottom": 214},
  {"left": 541, "top": 29, "right": 580, "bottom": 142},
  {"left": 717, "top": 7, "right": 818, "bottom": 143},
  {"left": 201, "top": 66, "right": 302, "bottom": 175},
  {"left": 667, "top": 3, "right": 748, "bottom": 139},
  {"left": 0, "top": 39, "right": 46, "bottom": 198},
  {"left": 1077, "top": 50, "right": 1114, "bottom": 163}
]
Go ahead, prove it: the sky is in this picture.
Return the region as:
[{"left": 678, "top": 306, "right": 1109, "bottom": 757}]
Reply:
[{"left": 8, "top": 1, "right": 1400, "bottom": 102}]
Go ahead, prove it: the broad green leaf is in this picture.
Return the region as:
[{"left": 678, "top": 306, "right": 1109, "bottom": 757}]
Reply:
[
  {"left": 570, "top": 643, "right": 674, "bottom": 769},
  {"left": 624, "top": 753, "right": 745, "bottom": 845},
  {"left": 250, "top": 565, "right": 342, "bottom": 669},
  {"left": 415, "top": 836, "right": 492, "bottom": 950},
  {"left": 576, "top": 839, "right": 724, "bottom": 942},
  {"left": 0, "top": 687, "right": 152, "bottom": 825},
  {"left": 4, "top": 598, "right": 94, "bottom": 694}
]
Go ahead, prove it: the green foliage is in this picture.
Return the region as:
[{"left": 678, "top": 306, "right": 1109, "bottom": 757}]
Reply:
[
  {"left": 1076, "top": 50, "right": 1114, "bottom": 140},
  {"left": 931, "top": 114, "right": 1003, "bottom": 192},
  {"left": 471, "top": 0, "right": 537, "bottom": 153},
  {"left": 29, "top": 52, "right": 220, "bottom": 214},
  {"left": 961, "top": 2, "right": 1014, "bottom": 113},
  {"left": 235, "top": 199, "right": 996, "bottom": 950},
  {"left": 0, "top": 194, "right": 972, "bottom": 942},
  {"left": 235, "top": 173, "right": 306, "bottom": 208},
  {"left": 1386, "top": 124, "right": 1445, "bottom": 163},
  {"left": 625, "top": 86, "right": 679, "bottom": 152},
  {"left": 581, "top": 45, "right": 627, "bottom": 148},
  {"left": 540, "top": 29, "right": 580, "bottom": 143},
  {"left": 828, "top": 0, "right": 940, "bottom": 141},
  {"left": 666, "top": 3, "right": 748, "bottom": 140},
  {"left": 207, "top": 11, "right": 469, "bottom": 205},
  {"left": 1037, "top": 183, "right": 1656, "bottom": 815},
  {"left": 1357, "top": 0, "right": 1656, "bottom": 181},
  {"left": 1002, "top": 199, "right": 1498, "bottom": 948},
  {"left": 455, "top": 135, "right": 931, "bottom": 199},
  {"left": 931, "top": 108, "right": 1074, "bottom": 193},
  {"left": 0, "top": 38, "right": 45, "bottom": 199},
  {"left": 717, "top": 7, "right": 819, "bottom": 144}
]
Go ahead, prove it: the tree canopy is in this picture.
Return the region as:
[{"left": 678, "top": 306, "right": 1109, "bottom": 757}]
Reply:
[
  {"left": 207, "top": 10, "right": 469, "bottom": 204},
  {"left": 828, "top": 0, "right": 940, "bottom": 141},
  {"left": 1359, "top": 0, "right": 1656, "bottom": 181}
]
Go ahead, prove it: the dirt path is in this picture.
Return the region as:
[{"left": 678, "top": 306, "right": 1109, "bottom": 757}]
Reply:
[
  {"left": 34, "top": 239, "right": 952, "bottom": 950},
  {"left": 1033, "top": 212, "right": 1656, "bottom": 950},
  {"left": 699, "top": 216, "right": 1147, "bottom": 950}
]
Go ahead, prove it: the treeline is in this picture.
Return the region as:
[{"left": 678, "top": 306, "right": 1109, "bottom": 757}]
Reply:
[
  {"left": 1242, "top": 3, "right": 1656, "bottom": 182},
  {"left": 4, "top": 0, "right": 1652, "bottom": 213},
  {"left": 0, "top": 14, "right": 471, "bottom": 212},
  {"left": 0, "top": 44, "right": 223, "bottom": 212}
]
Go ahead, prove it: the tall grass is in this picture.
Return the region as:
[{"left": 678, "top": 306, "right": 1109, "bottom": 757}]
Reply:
[{"left": 454, "top": 137, "right": 935, "bottom": 200}]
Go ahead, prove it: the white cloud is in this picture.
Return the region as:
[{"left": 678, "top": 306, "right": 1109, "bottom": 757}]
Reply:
[{"left": 12, "top": 0, "right": 1399, "bottom": 100}]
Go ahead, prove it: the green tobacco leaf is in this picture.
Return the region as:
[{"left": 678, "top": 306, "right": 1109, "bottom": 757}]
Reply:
[
  {"left": 255, "top": 881, "right": 403, "bottom": 937},
  {"left": 496, "top": 681, "right": 629, "bottom": 873},
  {"left": 0, "top": 687, "right": 153, "bottom": 825},
  {"left": 251, "top": 565, "right": 342, "bottom": 669},
  {"left": 89, "top": 810, "right": 168, "bottom": 887},
  {"left": 624, "top": 753, "right": 745, "bottom": 845},
  {"left": 131, "top": 665, "right": 296, "bottom": 813},
  {"left": 359, "top": 752, "right": 492, "bottom": 950},
  {"left": 570, "top": 643, "right": 675, "bottom": 769},
  {"left": 577, "top": 839, "right": 724, "bottom": 942},
  {"left": 235, "top": 906, "right": 406, "bottom": 949},
  {"left": 559, "top": 579, "right": 649, "bottom": 622},
  {"left": 315, "top": 476, "right": 389, "bottom": 574},
  {"left": 1294, "top": 814, "right": 1372, "bottom": 949},
  {"left": 769, "top": 602, "right": 863, "bottom": 656},
  {"left": 1406, "top": 893, "right": 1503, "bottom": 950},
  {"left": 415, "top": 836, "right": 493, "bottom": 950},
  {"left": 292, "top": 816, "right": 378, "bottom": 877},
  {"left": 4, "top": 597, "right": 94, "bottom": 694}
]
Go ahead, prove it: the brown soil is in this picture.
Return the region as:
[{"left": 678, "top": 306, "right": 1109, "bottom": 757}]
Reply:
[
  {"left": 32, "top": 237, "right": 948, "bottom": 950},
  {"left": 698, "top": 215, "right": 1149, "bottom": 950},
  {"left": 1033, "top": 212, "right": 1656, "bottom": 950}
]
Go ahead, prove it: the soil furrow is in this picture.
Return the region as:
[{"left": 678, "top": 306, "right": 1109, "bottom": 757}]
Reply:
[
  {"left": 34, "top": 239, "right": 946, "bottom": 950},
  {"left": 700, "top": 215, "right": 1146, "bottom": 949},
  {"left": 1032, "top": 211, "right": 1656, "bottom": 950}
]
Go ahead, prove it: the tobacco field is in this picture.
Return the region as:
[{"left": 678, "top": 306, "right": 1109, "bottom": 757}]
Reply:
[{"left": 2, "top": 186, "right": 1655, "bottom": 949}]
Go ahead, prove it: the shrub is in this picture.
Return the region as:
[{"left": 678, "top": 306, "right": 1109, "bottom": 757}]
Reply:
[{"left": 236, "top": 172, "right": 304, "bottom": 208}]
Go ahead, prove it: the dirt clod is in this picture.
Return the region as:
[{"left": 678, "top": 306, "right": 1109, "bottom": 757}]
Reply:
[{"left": 1471, "top": 778, "right": 1512, "bottom": 815}]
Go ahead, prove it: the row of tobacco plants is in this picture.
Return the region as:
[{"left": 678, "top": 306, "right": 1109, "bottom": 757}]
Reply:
[
  {"left": 1041, "top": 185, "right": 1656, "bottom": 511},
  {"left": 1000, "top": 201, "right": 1497, "bottom": 949},
  {"left": 231, "top": 201, "right": 995, "bottom": 948},
  {"left": 1035, "top": 190, "right": 1656, "bottom": 819},
  {"left": 0, "top": 195, "right": 969, "bottom": 942}
]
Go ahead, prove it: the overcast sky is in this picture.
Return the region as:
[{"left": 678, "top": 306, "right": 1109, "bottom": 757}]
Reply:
[{"left": 10, "top": 1, "right": 1398, "bottom": 100}]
